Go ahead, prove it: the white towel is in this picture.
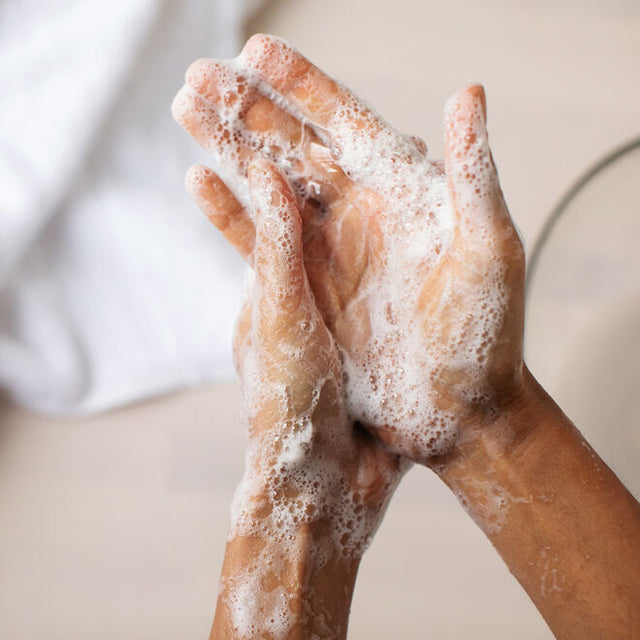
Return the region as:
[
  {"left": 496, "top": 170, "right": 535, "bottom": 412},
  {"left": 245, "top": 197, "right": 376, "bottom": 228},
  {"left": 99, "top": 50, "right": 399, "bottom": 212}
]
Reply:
[{"left": 0, "top": 0, "right": 262, "bottom": 415}]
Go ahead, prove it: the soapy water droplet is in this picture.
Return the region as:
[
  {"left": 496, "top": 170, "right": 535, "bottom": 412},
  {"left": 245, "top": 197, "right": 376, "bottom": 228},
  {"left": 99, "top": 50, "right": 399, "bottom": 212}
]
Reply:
[{"left": 307, "top": 180, "right": 321, "bottom": 197}]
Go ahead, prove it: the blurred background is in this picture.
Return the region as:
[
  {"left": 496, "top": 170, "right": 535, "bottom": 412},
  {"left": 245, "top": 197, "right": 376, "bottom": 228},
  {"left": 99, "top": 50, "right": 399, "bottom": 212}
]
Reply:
[{"left": 1, "top": 0, "right": 639, "bottom": 637}]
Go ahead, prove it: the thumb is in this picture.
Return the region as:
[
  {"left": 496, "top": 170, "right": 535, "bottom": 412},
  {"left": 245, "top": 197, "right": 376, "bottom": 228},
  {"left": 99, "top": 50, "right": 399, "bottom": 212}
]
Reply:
[
  {"left": 248, "top": 158, "right": 311, "bottom": 339},
  {"left": 443, "top": 84, "right": 510, "bottom": 235}
]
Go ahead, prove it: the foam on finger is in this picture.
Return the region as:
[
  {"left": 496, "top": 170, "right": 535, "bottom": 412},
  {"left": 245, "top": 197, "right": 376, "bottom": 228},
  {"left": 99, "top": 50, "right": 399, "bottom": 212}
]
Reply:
[
  {"left": 249, "top": 160, "right": 307, "bottom": 320},
  {"left": 238, "top": 34, "right": 433, "bottom": 189},
  {"left": 444, "top": 85, "right": 511, "bottom": 237},
  {"left": 185, "top": 164, "right": 256, "bottom": 260}
]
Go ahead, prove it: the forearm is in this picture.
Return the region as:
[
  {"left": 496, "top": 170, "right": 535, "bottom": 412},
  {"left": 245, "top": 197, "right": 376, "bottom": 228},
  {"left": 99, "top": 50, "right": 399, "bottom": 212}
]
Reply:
[
  {"left": 436, "top": 368, "right": 640, "bottom": 640},
  {"left": 210, "top": 426, "right": 368, "bottom": 640},
  {"left": 211, "top": 522, "right": 359, "bottom": 640}
]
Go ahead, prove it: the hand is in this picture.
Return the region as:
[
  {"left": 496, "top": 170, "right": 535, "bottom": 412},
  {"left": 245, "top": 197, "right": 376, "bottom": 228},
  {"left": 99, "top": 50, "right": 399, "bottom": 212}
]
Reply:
[
  {"left": 172, "top": 34, "right": 525, "bottom": 467},
  {"left": 175, "top": 38, "right": 640, "bottom": 640},
  {"left": 210, "top": 158, "right": 405, "bottom": 639}
]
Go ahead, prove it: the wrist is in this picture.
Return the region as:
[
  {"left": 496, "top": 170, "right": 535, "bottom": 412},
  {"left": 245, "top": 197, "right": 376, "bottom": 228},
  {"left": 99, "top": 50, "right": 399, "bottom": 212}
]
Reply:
[
  {"left": 230, "top": 442, "right": 377, "bottom": 558},
  {"left": 213, "top": 470, "right": 361, "bottom": 640},
  {"left": 431, "top": 367, "right": 554, "bottom": 504},
  {"left": 238, "top": 401, "right": 388, "bottom": 560},
  {"left": 431, "top": 367, "right": 640, "bottom": 640}
]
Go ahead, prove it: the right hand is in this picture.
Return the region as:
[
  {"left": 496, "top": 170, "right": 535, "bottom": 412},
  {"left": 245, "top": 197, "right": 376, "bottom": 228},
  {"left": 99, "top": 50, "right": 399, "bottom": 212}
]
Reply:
[{"left": 173, "top": 34, "right": 526, "bottom": 466}]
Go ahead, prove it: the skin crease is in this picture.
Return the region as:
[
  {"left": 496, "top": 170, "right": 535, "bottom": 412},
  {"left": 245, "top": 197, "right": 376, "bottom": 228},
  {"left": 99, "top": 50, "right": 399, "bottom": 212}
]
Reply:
[{"left": 173, "top": 34, "right": 640, "bottom": 640}]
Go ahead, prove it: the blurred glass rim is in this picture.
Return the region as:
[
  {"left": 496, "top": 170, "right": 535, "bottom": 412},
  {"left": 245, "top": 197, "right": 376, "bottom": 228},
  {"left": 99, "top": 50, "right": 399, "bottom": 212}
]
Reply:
[{"left": 525, "top": 135, "right": 640, "bottom": 298}]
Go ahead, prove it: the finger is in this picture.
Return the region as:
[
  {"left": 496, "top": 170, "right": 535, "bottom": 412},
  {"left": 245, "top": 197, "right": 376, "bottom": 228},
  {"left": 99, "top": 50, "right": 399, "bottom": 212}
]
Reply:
[
  {"left": 185, "top": 58, "right": 257, "bottom": 111},
  {"left": 185, "top": 58, "right": 307, "bottom": 158},
  {"left": 249, "top": 159, "right": 310, "bottom": 330},
  {"left": 240, "top": 34, "right": 413, "bottom": 171},
  {"left": 185, "top": 164, "right": 255, "bottom": 261},
  {"left": 172, "top": 85, "right": 250, "bottom": 171},
  {"left": 443, "top": 84, "right": 511, "bottom": 235},
  {"left": 185, "top": 58, "right": 352, "bottom": 205},
  {"left": 240, "top": 34, "right": 383, "bottom": 137},
  {"left": 243, "top": 92, "right": 352, "bottom": 204}
]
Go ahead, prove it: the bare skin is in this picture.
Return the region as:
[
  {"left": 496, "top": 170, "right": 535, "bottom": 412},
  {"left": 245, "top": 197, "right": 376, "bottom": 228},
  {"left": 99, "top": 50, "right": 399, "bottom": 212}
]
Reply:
[
  {"left": 174, "top": 34, "right": 640, "bottom": 640},
  {"left": 439, "top": 369, "right": 640, "bottom": 639}
]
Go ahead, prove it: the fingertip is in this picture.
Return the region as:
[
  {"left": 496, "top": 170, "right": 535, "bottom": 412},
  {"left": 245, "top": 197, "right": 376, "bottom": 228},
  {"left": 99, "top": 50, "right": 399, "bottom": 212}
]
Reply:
[
  {"left": 185, "top": 164, "right": 214, "bottom": 195},
  {"left": 170, "top": 85, "right": 190, "bottom": 124},
  {"left": 185, "top": 58, "right": 239, "bottom": 106},
  {"left": 444, "top": 83, "right": 486, "bottom": 128},
  {"left": 184, "top": 165, "right": 255, "bottom": 260},
  {"left": 444, "top": 85, "right": 509, "bottom": 230},
  {"left": 240, "top": 33, "right": 272, "bottom": 69},
  {"left": 444, "top": 84, "right": 489, "bottom": 166},
  {"left": 240, "top": 33, "right": 287, "bottom": 63},
  {"left": 240, "top": 33, "right": 307, "bottom": 94},
  {"left": 467, "top": 84, "right": 486, "bottom": 122},
  {"left": 185, "top": 58, "right": 213, "bottom": 90},
  {"left": 248, "top": 158, "right": 297, "bottom": 222},
  {"left": 185, "top": 164, "right": 229, "bottom": 224},
  {"left": 241, "top": 33, "right": 268, "bottom": 57}
]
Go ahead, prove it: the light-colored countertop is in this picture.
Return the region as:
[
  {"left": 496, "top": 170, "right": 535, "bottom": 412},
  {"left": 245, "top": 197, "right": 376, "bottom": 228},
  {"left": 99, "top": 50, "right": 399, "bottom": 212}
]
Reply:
[{"left": 2, "top": 0, "right": 639, "bottom": 637}]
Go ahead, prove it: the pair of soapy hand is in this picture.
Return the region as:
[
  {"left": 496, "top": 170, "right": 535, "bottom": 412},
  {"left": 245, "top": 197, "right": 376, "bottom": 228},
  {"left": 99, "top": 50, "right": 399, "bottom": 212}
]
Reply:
[{"left": 172, "top": 35, "right": 526, "bottom": 535}]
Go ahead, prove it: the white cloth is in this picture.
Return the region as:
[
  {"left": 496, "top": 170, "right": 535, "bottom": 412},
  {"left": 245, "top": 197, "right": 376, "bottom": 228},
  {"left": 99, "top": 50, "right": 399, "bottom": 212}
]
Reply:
[{"left": 0, "top": 0, "right": 261, "bottom": 415}]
